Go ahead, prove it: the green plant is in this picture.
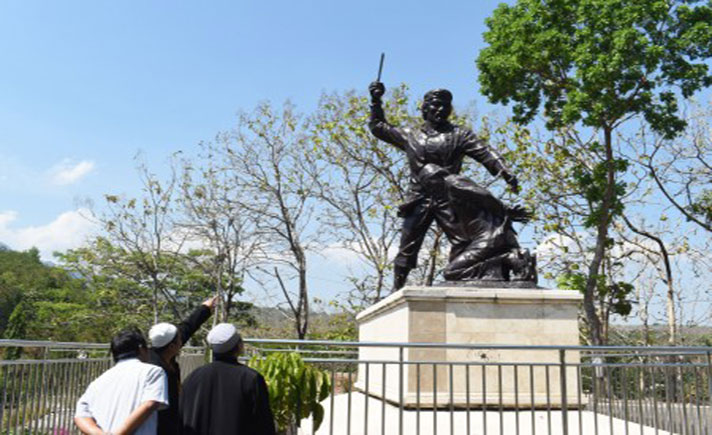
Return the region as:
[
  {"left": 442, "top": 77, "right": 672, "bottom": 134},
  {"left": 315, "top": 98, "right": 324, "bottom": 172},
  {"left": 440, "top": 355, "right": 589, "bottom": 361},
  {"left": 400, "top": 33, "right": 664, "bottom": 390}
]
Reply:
[{"left": 249, "top": 352, "right": 331, "bottom": 433}]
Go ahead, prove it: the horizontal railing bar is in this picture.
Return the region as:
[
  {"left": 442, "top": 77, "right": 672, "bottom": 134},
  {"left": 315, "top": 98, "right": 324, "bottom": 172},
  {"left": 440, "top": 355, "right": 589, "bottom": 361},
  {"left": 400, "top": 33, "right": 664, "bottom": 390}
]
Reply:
[
  {"left": 577, "top": 362, "right": 711, "bottom": 368},
  {"left": 243, "top": 357, "right": 712, "bottom": 368},
  {"left": 243, "top": 357, "right": 566, "bottom": 367},
  {"left": 248, "top": 347, "right": 359, "bottom": 355},
  {"left": 3, "top": 338, "right": 711, "bottom": 353},
  {"left": 0, "top": 358, "right": 112, "bottom": 366},
  {"left": 243, "top": 338, "right": 712, "bottom": 353},
  {"left": 0, "top": 339, "right": 108, "bottom": 349},
  {"left": 583, "top": 352, "right": 708, "bottom": 358}
]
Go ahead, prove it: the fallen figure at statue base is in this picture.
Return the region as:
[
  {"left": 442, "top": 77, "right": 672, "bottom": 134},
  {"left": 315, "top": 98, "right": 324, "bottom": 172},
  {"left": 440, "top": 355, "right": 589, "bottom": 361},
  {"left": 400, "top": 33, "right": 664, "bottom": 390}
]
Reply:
[{"left": 418, "top": 163, "right": 537, "bottom": 286}]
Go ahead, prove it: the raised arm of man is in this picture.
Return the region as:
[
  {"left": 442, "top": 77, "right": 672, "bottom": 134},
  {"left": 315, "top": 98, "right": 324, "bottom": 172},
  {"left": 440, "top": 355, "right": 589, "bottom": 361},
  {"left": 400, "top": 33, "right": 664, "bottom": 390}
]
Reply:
[
  {"left": 177, "top": 296, "right": 217, "bottom": 345},
  {"left": 368, "top": 81, "right": 408, "bottom": 150}
]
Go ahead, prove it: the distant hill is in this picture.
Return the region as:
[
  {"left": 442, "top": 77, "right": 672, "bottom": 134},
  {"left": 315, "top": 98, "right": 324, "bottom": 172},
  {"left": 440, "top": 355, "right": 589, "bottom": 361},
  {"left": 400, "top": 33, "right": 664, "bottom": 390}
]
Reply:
[
  {"left": 611, "top": 324, "right": 712, "bottom": 346},
  {"left": 0, "top": 242, "right": 10, "bottom": 252}
]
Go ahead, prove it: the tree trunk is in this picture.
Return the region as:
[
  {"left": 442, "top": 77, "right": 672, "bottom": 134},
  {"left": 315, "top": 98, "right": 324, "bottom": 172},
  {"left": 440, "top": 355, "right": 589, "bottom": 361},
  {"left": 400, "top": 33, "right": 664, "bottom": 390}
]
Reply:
[
  {"left": 152, "top": 279, "right": 159, "bottom": 324},
  {"left": 297, "top": 256, "right": 308, "bottom": 340},
  {"left": 424, "top": 230, "right": 443, "bottom": 287},
  {"left": 623, "top": 215, "right": 677, "bottom": 345},
  {"left": 375, "top": 267, "right": 385, "bottom": 303},
  {"left": 582, "top": 127, "right": 615, "bottom": 346}
]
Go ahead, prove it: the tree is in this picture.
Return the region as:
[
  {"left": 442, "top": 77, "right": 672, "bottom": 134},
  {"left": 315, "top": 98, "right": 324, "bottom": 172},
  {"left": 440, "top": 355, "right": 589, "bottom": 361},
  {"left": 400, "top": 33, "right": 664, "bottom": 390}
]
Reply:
[
  {"left": 492, "top": 119, "right": 635, "bottom": 342},
  {"left": 0, "top": 248, "right": 36, "bottom": 336},
  {"left": 1, "top": 247, "right": 119, "bottom": 347},
  {"left": 179, "top": 147, "right": 261, "bottom": 323},
  {"left": 217, "top": 102, "right": 319, "bottom": 339},
  {"left": 57, "top": 238, "right": 209, "bottom": 334},
  {"left": 306, "top": 88, "right": 409, "bottom": 306},
  {"left": 629, "top": 107, "right": 712, "bottom": 339},
  {"left": 477, "top": 0, "right": 712, "bottom": 345},
  {"left": 98, "top": 162, "right": 188, "bottom": 322},
  {"left": 645, "top": 103, "right": 712, "bottom": 232}
]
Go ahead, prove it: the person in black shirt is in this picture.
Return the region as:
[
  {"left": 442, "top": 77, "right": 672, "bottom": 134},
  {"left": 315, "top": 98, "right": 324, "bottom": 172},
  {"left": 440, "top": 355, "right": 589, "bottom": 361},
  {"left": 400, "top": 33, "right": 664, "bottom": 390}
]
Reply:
[
  {"left": 147, "top": 296, "right": 217, "bottom": 435},
  {"left": 180, "top": 323, "right": 275, "bottom": 435}
]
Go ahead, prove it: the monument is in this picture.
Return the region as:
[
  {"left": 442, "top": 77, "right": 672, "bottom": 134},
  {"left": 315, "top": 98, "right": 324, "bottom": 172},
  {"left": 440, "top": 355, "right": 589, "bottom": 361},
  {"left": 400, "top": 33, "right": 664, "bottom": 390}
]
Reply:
[
  {"left": 356, "top": 80, "right": 583, "bottom": 408},
  {"left": 367, "top": 81, "right": 536, "bottom": 291}
]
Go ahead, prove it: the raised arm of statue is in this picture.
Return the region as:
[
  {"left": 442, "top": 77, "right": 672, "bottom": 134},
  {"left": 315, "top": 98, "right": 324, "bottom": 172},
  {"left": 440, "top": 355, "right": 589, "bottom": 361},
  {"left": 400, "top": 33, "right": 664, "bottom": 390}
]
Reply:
[{"left": 368, "top": 82, "right": 407, "bottom": 151}]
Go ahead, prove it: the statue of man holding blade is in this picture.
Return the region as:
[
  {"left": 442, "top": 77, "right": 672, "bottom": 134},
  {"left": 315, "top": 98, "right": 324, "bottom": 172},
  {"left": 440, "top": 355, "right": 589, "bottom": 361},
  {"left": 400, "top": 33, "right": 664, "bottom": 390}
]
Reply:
[{"left": 368, "top": 56, "right": 523, "bottom": 291}]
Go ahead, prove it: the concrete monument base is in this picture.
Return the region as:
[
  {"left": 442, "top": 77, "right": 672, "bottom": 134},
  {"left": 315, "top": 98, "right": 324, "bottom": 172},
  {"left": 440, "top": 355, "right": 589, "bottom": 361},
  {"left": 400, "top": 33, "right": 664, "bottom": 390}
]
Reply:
[{"left": 354, "top": 285, "right": 583, "bottom": 408}]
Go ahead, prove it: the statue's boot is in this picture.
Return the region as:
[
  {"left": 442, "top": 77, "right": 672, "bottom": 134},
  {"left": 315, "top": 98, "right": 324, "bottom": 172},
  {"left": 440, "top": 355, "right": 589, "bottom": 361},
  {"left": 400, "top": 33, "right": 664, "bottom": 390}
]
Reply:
[{"left": 392, "top": 266, "right": 411, "bottom": 292}]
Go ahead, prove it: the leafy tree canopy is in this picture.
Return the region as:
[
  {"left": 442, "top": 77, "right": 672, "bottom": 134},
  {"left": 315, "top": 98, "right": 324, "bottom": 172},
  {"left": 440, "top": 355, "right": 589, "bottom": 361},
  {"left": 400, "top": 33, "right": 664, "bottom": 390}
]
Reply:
[{"left": 477, "top": 0, "right": 712, "bottom": 137}]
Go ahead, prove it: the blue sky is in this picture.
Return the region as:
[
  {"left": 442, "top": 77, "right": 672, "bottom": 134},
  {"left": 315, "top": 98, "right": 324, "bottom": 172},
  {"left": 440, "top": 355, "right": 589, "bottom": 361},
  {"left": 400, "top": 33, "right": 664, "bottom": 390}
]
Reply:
[{"left": 0, "top": 0, "right": 507, "bottom": 253}]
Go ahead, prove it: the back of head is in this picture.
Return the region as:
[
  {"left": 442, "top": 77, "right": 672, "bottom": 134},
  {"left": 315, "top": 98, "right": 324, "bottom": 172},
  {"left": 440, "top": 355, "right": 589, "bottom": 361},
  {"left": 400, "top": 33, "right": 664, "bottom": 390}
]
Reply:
[
  {"left": 110, "top": 327, "right": 148, "bottom": 362},
  {"left": 207, "top": 323, "right": 242, "bottom": 357}
]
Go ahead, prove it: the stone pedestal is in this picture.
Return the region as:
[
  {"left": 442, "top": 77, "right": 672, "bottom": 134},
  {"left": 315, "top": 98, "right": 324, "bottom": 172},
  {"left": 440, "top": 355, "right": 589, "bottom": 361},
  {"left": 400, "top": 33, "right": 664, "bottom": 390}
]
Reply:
[{"left": 355, "top": 286, "right": 583, "bottom": 408}]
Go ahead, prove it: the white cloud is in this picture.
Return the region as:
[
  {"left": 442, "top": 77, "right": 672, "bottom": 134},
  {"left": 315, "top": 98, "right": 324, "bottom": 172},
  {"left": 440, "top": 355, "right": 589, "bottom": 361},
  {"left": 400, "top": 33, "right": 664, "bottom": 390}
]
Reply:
[
  {"left": 0, "top": 211, "right": 18, "bottom": 227},
  {"left": 319, "top": 243, "right": 364, "bottom": 265},
  {"left": 49, "top": 160, "right": 95, "bottom": 185},
  {"left": 0, "top": 208, "right": 98, "bottom": 260}
]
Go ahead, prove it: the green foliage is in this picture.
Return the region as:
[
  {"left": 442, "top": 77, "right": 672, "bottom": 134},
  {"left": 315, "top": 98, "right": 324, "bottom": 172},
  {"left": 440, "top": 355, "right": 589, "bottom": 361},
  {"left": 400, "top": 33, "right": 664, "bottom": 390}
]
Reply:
[
  {"left": 249, "top": 352, "right": 331, "bottom": 433},
  {"left": 307, "top": 301, "right": 357, "bottom": 342},
  {"left": 557, "top": 272, "right": 633, "bottom": 317},
  {"left": 572, "top": 155, "right": 629, "bottom": 227},
  {"left": 477, "top": 0, "right": 712, "bottom": 137},
  {"left": 0, "top": 237, "right": 249, "bottom": 347},
  {"left": 58, "top": 238, "right": 250, "bottom": 338},
  {"left": 0, "top": 248, "right": 104, "bottom": 350},
  {"left": 0, "top": 248, "right": 45, "bottom": 336},
  {"left": 687, "top": 188, "right": 712, "bottom": 224}
]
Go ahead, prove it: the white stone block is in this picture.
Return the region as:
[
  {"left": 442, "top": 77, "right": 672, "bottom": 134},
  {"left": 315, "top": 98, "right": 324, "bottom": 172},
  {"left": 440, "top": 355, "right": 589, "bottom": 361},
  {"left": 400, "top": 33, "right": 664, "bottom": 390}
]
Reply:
[{"left": 355, "top": 285, "right": 584, "bottom": 408}]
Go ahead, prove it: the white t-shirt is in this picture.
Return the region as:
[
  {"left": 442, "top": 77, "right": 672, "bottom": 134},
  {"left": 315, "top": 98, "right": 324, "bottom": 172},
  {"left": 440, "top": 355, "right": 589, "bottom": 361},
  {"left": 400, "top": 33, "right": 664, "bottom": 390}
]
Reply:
[{"left": 75, "top": 358, "right": 168, "bottom": 435}]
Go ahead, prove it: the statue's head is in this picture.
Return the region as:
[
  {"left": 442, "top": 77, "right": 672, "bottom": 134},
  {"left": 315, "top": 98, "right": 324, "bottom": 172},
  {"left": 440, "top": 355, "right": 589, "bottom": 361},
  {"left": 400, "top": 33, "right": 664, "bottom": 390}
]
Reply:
[{"left": 422, "top": 89, "right": 453, "bottom": 126}]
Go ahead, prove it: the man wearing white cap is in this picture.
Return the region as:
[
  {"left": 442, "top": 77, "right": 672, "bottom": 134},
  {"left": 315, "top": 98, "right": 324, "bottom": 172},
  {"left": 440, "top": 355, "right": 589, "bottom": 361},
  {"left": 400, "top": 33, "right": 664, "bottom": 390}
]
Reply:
[
  {"left": 148, "top": 296, "right": 217, "bottom": 435},
  {"left": 180, "top": 323, "right": 275, "bottom": 435}
]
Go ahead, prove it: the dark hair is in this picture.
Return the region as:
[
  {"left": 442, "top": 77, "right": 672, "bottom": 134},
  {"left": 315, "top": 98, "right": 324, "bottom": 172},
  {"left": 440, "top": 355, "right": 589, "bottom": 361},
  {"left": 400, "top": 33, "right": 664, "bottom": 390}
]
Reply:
[{"left": 110, "top": 327, "right": 147, "bottom": 362}]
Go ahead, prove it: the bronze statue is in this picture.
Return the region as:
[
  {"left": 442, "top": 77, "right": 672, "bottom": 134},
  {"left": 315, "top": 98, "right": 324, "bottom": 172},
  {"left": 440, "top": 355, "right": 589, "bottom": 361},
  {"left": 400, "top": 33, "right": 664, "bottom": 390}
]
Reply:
[{"left": 368, "top": 81, "right": 536, "bottom": 290}]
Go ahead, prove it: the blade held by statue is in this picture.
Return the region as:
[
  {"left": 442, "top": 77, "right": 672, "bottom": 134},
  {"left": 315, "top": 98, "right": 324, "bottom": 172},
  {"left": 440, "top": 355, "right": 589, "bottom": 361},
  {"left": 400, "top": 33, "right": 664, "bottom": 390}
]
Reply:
[{"left": 376, "top": 52, "right": 385, "bottom": 82}]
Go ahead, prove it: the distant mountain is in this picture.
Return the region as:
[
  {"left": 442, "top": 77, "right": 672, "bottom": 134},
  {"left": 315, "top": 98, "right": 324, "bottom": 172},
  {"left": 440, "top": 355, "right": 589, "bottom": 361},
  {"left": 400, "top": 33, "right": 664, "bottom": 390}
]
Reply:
[{"left": 0, "top": 242, "right": 11, "bottom": 252}]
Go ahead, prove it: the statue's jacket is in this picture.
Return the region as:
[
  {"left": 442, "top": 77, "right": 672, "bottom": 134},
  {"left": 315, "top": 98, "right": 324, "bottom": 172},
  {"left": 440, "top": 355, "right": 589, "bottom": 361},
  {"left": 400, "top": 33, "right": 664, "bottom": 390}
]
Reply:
[{"left": 368, "top": 102, "right": 514, "bottom": 217}]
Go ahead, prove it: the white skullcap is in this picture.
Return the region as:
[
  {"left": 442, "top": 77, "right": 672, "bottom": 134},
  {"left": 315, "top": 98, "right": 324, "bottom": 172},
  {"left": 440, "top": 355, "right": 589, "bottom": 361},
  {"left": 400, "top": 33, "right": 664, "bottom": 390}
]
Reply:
[
  {"left": 207, "top": 323, "right": 242, "bottom": 354},
  {"left": 149, "top": 323, "right": 178, "bottom": 348}
]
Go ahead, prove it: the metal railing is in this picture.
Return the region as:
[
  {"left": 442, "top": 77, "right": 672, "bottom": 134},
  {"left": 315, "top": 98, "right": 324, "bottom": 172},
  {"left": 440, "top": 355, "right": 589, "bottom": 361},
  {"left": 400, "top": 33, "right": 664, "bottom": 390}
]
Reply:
[
  {"left": 2, "top": 339, "right": 711, "bottom": 434},
  {"left": 0, "top": 340, "right": 203, "bottom": 435}
]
